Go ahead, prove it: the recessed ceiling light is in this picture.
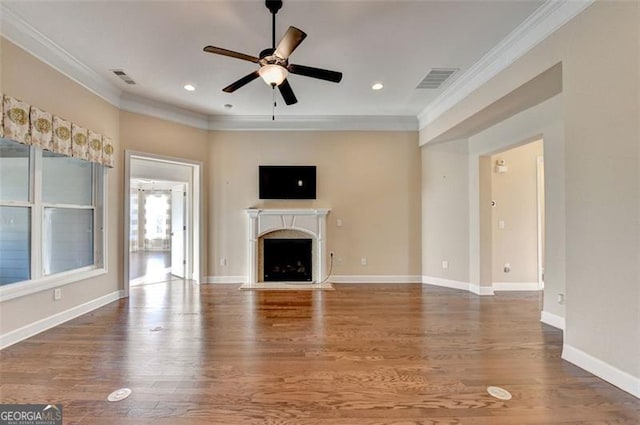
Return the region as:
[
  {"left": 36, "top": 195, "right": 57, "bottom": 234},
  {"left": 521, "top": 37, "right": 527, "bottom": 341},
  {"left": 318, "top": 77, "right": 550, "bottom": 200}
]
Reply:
[
  {"left": 184, "top": 84, "right": 196, "bottom": 92},
  {"left": 372, "top": 82, "right": 384, "bottom": 90}
]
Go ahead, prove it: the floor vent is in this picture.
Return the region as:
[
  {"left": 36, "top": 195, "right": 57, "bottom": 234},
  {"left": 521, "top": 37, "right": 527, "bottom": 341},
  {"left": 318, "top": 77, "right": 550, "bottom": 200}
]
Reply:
[
  {"left": 111, "top": 69, "right": 136, "bottom": 85},
  {"left": 416, "top": 68, "right": 458, "bottom": 89}
]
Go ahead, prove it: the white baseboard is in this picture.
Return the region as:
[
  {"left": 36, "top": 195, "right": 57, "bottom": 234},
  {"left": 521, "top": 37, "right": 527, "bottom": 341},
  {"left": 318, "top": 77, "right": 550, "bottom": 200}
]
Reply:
[
  {"left": 540, "top": 310, "right": 565, "bottom": 330},
  {"left": 562, "top": 344, "right": 640, "bottom": 399},
  {"left": 470, "top": 283, "right": 495, "bottom": 296},
  {"left": 330, "top": 275, "right": 422, "bottom": 284},
  {"left": 423, "top": 276, "right": 494, "bottom": 296},
  {"left": 1, "top": 290, "right": 124, "bottom": 350},
  {"left": 493, "top": 281, "right": 542, "bottom": 291},
  {"left": 203, "top": 276, "right": 247, "bottom": 284}
]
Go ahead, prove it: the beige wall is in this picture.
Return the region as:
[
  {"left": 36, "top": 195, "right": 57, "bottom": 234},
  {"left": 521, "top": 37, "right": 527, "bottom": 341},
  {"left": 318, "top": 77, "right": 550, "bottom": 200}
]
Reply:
[
  {"left": 1, "top": 38, "right": 122, "bottom": 334},
  {"left": 420, "top": 138, "right": 469, "bottom": 282},
  {"left": 490, "top": 140, "right": 543, "bottom": 284},
  {"left": 208, "top": 131, "right": 422, "bottom": 278},
  {"left": 421, "top": 1, "right": 640, "bottom": 383},
  {"left": 120, "top": 113, "right": 422, "bottom": 280}
]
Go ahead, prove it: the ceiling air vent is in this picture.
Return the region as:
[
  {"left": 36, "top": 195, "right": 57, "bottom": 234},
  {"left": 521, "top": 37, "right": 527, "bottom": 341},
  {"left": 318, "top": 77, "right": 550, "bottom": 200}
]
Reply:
[
  {"left": 416, "top": 68, "right": 458, "bottom": 89},
  {"left": 111, "top": 69, "right": 136, "bottom": 85}
]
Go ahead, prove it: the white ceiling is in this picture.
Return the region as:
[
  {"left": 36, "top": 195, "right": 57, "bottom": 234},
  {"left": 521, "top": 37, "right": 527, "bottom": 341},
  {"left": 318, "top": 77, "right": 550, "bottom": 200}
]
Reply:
[{"left": 3, "top": 0, "right": 546, "bottom": 123}]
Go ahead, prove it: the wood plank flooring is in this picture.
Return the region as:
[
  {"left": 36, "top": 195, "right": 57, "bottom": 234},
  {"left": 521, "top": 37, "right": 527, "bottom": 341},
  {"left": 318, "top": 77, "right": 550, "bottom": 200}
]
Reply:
[{"left": 1, "top": 282, "right": 639, "bottom": 424}]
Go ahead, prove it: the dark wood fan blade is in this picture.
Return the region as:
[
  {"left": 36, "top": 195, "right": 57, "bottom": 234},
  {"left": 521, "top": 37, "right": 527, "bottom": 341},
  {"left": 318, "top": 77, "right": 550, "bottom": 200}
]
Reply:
[
  {"left": 278, "top": 79, "right": 298, "bottom": 105},
  {"left": 288, "top": 64, "right": 342, "bottom": 83},
  {"left": 274, "top": 26, "right": 307, "bottom": 59},
  {"left": 203, "top": 46, "right": 259, "bottom": 63},
  {"left": 223, "top": 71, "right": 260, "bottom": 93}
]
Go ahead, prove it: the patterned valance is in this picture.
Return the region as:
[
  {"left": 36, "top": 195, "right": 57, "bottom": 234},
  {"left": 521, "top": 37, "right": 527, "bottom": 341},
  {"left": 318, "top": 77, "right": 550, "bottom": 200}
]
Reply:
[{"left": 1, "top": 93, "right": 114, "bottom": 167}]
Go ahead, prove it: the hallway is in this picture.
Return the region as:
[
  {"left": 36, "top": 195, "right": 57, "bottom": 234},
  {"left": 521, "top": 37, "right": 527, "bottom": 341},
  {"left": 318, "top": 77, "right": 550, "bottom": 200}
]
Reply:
[{"left": 129, "top": 251, "right": 172, "bottom": 286}]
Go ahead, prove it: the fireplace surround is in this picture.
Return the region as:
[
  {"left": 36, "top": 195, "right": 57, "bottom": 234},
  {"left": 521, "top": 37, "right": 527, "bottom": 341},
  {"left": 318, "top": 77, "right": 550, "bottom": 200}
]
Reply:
[{"left": 245, "top": 209, "right": 329, "bottom": 283}]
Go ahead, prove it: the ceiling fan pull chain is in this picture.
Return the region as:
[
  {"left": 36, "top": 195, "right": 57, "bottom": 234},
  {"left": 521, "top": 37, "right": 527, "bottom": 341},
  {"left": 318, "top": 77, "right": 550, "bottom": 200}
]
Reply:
[{"left": 272, "top": 87, "right": 276, "bottom": 121}]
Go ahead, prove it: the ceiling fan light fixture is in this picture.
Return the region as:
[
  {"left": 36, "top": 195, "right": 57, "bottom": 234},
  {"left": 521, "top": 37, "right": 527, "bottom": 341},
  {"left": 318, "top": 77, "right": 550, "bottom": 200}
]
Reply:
[{"left": 259, "top": 64, "right": 288, "bottom": 87}]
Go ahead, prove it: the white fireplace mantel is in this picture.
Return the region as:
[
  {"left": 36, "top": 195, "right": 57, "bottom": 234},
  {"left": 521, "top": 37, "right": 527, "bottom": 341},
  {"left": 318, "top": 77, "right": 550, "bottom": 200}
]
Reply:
[{"left": 245, "top": 208, "right": 330, "bottom": 283}]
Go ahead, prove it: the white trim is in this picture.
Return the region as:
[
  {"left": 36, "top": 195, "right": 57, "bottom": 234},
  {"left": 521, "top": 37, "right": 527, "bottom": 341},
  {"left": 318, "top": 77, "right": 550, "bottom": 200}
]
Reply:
[
  {"left": 204, "top": 276, "right": 247, "bottom": 284},
  {"left": 540, "top": 310, "right": 565, "bottom": 330},
  {"left": 422, "top": 275, "right": 494, "bottom": 296},
  {"left": 208, "top": 114, "right": 418, "bottom": 132},
  {"left": 0, "top": 290, "right": 124, "bottom": 349},
  {"left": 0, "top": 3, "right": 122, "bottom": 107},
  {"left": 0, "top": 266, "right": 107, "bottom": 303},
  {"left": 120, "top": 93, "right": 209, "bottom": 130},
  {"left": 562, "top": 344, "right": 640, "bottom": 399},
  {"left": 122, "top": 92, "right": 418, "bottom": 131},
  {"left": 493, "top": 282, "right": 542, "bottom": 291},
  {"left": 469, "top": 283, "right": 495, "bottom": 296},
  {"left": 418, "top": 0, "right": 594, "bottom": 131},
  {"left": 330, "top": 275, "right": 421, "bottom": 284}
]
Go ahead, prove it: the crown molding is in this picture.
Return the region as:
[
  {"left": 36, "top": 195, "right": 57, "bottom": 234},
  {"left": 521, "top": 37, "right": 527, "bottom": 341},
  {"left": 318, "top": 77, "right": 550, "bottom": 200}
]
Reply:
[
  {"left": 0, "top": 3, "right": 122, "bottom": 107},
  {"left": 120, "top": 92, "right": 417, "bottom": 131},
  {"left": 417, "top": 0, "right": 594, "bottom": 130},
  {"left": 120, "top": 93, "right": 210, "bottom": 130},
  {"left": 208, "top": 114, "right": 418, "bottom": 132}
]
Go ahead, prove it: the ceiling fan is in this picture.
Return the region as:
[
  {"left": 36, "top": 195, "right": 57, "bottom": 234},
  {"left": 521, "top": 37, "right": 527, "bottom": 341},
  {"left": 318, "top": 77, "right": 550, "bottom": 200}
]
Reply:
[{"left": 203, "top": 0, "right": 342, "bottom": 106}]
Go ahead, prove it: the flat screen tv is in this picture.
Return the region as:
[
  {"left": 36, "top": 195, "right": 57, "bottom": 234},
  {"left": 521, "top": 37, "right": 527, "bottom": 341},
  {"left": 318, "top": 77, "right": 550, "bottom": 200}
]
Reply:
[{"left": 259, "top": 165, "right": 316, "bottom": 199}]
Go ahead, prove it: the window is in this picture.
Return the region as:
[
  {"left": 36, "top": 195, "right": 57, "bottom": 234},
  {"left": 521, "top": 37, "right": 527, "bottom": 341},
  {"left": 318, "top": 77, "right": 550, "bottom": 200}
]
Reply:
[{"left": 0, "top": 138, "right": 105, "bottom": 291}]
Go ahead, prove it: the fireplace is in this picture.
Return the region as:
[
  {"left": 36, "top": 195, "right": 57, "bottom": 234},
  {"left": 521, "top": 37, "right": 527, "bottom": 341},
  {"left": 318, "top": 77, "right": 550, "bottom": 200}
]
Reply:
[
  {"left": 245, "top": 209, "right": 330, "bottom": 284},
  {"left": 263, "top": 238, "right": 312, "bottom": 281}
]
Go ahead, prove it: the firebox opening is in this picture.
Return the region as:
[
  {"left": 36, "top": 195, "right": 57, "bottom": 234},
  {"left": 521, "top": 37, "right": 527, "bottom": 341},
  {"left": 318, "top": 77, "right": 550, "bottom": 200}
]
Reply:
[{"left": 263, "top": 238, "right": 312, "bottom": 282}]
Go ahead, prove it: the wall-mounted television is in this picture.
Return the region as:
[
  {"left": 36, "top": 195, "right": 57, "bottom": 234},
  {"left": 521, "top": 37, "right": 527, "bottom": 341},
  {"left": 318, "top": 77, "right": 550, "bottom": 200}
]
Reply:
[{"left": 259, "top": 165, "right": 316, "bottom": 199}]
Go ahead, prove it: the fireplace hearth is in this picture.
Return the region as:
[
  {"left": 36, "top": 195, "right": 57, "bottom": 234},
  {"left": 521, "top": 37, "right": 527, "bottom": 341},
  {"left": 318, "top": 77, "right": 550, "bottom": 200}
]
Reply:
[{"left": 263, "top": 239, "right": 312, "bottom": 282}]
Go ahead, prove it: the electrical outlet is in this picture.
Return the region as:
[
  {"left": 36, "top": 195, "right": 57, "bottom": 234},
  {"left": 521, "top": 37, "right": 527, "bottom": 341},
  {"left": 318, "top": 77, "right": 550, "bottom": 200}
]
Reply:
[
  {"left": 336, "top": 219, "right": 343, "bottom": 227},
  {"left": 498, "top": 220, "right": 505, "bottom": 229},
  {"left": 557, "top": 293, "right": 565, "bottom": 304},
  {"left": 337, "top": 258, "right": 344, "bottom": 265},
  {"left": 361, "top": 258, "right": 367, "bottom": 266},
  {"left": 504, "top": 263, "right": 511, "bottom": 273},
  {"left": 219, "top": 258, "right": 227, "bottom": 266},
  {"left": 330, "top": 251, "right": 335, "bottom": 257},
  {"left": 442, "top": 260, "right": 448, "bottom": 269},
  {"left": 54, "top": 288, "right": 62, "bottom": 301}
]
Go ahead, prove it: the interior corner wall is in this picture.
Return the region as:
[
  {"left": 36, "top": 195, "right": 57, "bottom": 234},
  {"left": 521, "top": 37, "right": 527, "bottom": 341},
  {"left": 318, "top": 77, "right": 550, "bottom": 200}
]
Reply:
[
  {"left": 1, "top": 38, "right": 122, "bottom": 336},
  {"left": 207, "top": 131, "right": 422, "bottom": 280},
  {"left": 420, "top": 138, "right": 469, "bottom": 284},
  {"left": 421, "top": 1, "right": 640, "bottom": 390}
]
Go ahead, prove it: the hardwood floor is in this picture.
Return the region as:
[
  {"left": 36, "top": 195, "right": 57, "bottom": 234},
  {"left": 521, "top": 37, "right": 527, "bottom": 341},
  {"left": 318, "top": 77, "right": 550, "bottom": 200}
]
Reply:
[
  {"left": 129, "top": 251, "right": 172, "bottom": 285},
  {"left": 1, "top": 282, "right": 638, "bottom": 424}
]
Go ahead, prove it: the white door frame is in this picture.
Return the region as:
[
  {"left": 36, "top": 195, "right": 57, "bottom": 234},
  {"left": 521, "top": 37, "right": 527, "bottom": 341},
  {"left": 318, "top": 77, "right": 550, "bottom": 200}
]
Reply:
[
  {"left": 536, "top": 155, "right": 545, "bottom": 289},
  {"left": 124, "top": 150, "right": 203, "bottom": 297},
  {"left": 170, "top": 183, "right": 186, "bottom": 278}
]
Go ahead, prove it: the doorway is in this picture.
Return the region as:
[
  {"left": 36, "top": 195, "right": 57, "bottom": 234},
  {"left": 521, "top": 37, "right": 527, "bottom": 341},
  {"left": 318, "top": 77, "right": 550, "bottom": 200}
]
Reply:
[
  {"left": 124, "top": 152, "right": 202, "bottom": 296},
  {"left": 129, "top": 179, "right": 186, "bottom": 286},
  {"left": 480, "top": 139, "right": 545, "bottom": 291}
]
